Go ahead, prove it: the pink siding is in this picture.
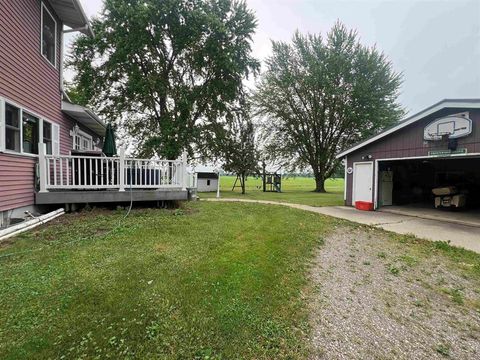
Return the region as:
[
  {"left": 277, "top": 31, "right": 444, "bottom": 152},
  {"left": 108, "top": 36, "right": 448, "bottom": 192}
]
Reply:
[
  {"left": 0, "top": 0, "right": 100, "bottom": 212},
  {"left": 0, "top": 154, "right": 35, "bottom": 211},
  {"left": 0, "top": 0, "right": 62, "bottom": 125}
]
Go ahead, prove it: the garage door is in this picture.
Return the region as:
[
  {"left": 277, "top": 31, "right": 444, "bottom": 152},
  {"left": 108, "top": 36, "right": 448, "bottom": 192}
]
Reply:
[{"left": 353, "top": 162, "right": 373, "bottom": 203}]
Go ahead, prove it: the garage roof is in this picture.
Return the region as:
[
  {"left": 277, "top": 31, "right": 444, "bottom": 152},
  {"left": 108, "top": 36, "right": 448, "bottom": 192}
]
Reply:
[
  {"left": 62, "top": 101, "right": 106, "bottom": 137},
  {"left": 336, "top": 99, "right": 480, "bottom": 159},
  {"left": 49, "top": 0, "right": 93, "bottom": 36}
]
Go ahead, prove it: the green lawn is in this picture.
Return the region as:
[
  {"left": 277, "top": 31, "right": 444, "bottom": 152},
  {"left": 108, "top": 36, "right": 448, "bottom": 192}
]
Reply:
[
  {"left": 0, "top": 202, "right": 329, "bottom": 359},
  {"left": 200, "top": 176, "right": 344, "bottom": 207},
  {"left": 1, "top": 202, "right": 479, "bottom": 359}
]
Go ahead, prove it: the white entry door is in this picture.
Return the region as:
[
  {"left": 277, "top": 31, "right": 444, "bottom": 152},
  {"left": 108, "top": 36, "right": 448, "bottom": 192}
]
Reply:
[{"left": 353, "top": 162, "right": 373, "bottom": 203}]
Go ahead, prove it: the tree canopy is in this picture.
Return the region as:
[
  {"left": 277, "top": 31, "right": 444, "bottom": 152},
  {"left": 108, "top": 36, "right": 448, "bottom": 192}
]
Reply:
[
  {"left": 255, "top": 22, "right": 404, "bottom": 192},
  {"left": 68, "top": 0, "right": 259, "bottom": 159}
]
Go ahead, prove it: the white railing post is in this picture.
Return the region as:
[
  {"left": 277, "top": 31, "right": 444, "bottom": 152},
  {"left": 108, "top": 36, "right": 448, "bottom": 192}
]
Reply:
[
  {"left": 38, "top": 142, "right": 48, "bottom": 192},
  {"left": 182, "top": 151, "right": 188, "bottom": 190},
  {"left": 119, "top": 147, "right": 125, "bottom": 192}
]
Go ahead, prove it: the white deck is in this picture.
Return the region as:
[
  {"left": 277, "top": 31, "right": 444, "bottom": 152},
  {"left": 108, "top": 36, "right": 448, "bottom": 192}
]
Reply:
[{"left": 36, "top": 143, "right": 195, "bottom": 205}]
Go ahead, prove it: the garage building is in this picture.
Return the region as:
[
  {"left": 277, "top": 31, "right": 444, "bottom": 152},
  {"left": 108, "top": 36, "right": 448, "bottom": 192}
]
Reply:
[{"left": 337, "top": 99, "right": 480, "bottom": 211}]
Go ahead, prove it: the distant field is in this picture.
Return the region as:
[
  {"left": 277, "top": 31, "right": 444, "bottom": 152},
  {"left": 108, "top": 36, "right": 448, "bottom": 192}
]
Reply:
[{"left": 199, "top": 176, "right": 344, "bottom": 207}]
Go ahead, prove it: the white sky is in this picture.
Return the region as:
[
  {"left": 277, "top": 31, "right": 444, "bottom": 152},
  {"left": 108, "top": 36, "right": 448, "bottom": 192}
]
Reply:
[{"left": 69, "top": 0, "right": 480, "bottom": 116}]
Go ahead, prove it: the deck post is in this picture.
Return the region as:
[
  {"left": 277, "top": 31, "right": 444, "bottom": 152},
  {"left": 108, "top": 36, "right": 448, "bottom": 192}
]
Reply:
[
  {"left": 182, "top": 151, "right": 188, "bottom": 191},
  {"left": 38, "top": 142, "right": 48, "bottom": 192},
  {"left": 119, "top": 147, "right": 125, "bottom": 192}
]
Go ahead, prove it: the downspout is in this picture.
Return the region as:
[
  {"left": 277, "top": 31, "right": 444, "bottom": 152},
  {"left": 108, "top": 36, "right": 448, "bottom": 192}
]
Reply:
[
  {"left": 0, "top": 209, "right": 65, "bottom": 241},
  {"left": 60, "top": 28, "right": 64, "bottom": 95}
]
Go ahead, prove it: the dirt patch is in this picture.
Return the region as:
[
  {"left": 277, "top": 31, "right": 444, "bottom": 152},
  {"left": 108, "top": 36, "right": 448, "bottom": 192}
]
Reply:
[
  {"left": 153, "top": 243, "right": 172, "bottom": 253},
  {"left": 0, "top": 238, "right": 14, "bottom": 249},
  {"left": 309, "top": 225, "right": 480, "bottom": 359}
]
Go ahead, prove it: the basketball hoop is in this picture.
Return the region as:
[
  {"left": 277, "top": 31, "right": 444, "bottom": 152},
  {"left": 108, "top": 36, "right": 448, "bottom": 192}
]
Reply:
[{"left": 424, "top": 114, "right": 472, "bottom": 141}]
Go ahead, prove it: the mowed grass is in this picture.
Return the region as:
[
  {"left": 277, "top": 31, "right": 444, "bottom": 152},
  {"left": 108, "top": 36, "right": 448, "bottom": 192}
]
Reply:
[
  {"left": 0, "top": 202, "right": 329, "bottom": 359},
  {"left": 200, "top": 176, "right": 344, "bottom": 207}
]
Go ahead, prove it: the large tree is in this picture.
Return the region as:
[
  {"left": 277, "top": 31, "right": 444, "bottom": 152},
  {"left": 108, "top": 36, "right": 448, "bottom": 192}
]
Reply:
[
  {"left": 255, "top": 22, "right": 404, "bottom": 192},
  {"left": 68, "top": 0, "right": 259, "bottom": 159}
]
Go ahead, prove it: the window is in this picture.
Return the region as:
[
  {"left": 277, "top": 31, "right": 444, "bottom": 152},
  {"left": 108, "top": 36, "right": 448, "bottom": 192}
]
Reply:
[
  {"left": 5, "top": 104, "right": 20, "bottom": 152},
  {"left": 41, "top": 3, "right": 57, "bottom": 67},
  {"left": 22, "top": 112, "right": 39, "bottom": 154},
  {"left": 43, "top": 121, "right": 52, "bottom": 154},
  {"left": 0, "top": 98, "right": 60, "bottom": 156},
  {"left": 207, "top": 179, "right": 211, "bottom": 186},
  {"left": 74, "top": 131, "right": 93, "bottom": 151}
]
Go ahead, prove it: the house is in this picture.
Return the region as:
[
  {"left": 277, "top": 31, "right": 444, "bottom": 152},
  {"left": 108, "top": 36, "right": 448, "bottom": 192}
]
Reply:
[
  {"left": 337, "top": 99, "right": 480, "bottom": 212},
  {"left": 0, "top": 0, "right": 105, "bottom": 224},
  {"left": 196, "top": 172, "right": 219, "bottom": 192},
  {"left": 0, "top": 1, "right": 189, "bottom": 227}
]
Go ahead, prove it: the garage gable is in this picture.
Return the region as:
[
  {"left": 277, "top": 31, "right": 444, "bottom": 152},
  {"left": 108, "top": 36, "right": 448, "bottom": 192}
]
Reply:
[{"left": 337, "top": 99, "right": 480, "bottom": 159}]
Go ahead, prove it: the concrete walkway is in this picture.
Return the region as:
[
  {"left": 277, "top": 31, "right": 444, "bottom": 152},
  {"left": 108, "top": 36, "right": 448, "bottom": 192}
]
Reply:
[{"left": 205, "top": 198, "right": 480, "bottom": 253}]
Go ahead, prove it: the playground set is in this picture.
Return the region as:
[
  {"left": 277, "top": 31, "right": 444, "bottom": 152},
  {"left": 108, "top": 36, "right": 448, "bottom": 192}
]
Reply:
[{"left": 231, "top": 162, "right": 282, "bottom": 193}]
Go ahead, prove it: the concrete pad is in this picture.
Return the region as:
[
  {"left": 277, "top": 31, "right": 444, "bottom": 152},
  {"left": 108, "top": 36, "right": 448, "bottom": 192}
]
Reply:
[
  {"left": 205, "top": 198, "right": 480, "bottom": 253},
  {"left": 309, "top": 206, "right": 414, "bottom": 226},
  {"left": 381, "top": 206, "right": 480, "bottom": 228}
]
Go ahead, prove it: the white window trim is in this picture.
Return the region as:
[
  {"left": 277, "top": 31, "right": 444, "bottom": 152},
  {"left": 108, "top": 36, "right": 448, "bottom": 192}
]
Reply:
[
  {"left": 42, "top": 119, "right": 55, "bottom": 155},
  {"left": 0, "top": 98, "right": 5, "bottom": 152},
  {"left": 21, "top": 109, "right": 40, "bottom": 154},
  {"left": 41, "top": 2, "right": 57, "bottom": 69},
  {"left": 0, "top": 96, "right": 60, "bottom": 157}
]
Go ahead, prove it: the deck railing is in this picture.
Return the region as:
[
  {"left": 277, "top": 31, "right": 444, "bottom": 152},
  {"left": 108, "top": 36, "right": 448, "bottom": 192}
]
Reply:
[{"left": 38, "top": 143, "right": 189, "bottom": 192}]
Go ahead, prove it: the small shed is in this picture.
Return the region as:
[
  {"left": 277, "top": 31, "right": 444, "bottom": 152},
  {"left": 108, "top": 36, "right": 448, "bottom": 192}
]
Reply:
[{"left": 196, "top": 172, "right": 219, "bottom": 192}]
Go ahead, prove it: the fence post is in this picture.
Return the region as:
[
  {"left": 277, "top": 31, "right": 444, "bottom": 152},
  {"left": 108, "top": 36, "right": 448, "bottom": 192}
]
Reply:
[
  {"left": 38, "top": 142, "right": 48, "bottom": 192},
  {"left": 182, "top": 151, "right": 188, "bottom": 191},
  {"left": 119, "top": 147, "right": 125, "bottom": 192}
]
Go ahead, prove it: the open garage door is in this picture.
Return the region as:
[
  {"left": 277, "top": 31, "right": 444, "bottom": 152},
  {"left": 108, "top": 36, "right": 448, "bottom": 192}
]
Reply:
[{"left": 377, "top": 157, "right": 480, "bottom": 210}]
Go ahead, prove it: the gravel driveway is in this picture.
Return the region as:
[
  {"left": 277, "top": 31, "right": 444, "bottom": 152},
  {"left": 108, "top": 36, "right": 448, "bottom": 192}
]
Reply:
[{"left": 309, "top": 225, "right": 480, "bottom": 359}]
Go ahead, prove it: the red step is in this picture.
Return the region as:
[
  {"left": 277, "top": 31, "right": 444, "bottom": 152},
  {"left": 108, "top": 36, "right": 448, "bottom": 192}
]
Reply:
[{"left": 355, "top": 201, "right": 374, "bottom": 211}]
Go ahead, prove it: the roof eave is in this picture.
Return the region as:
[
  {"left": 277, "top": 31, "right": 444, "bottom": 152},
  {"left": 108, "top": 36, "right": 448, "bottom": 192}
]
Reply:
[
  {"left": 72, "top": 0, "right": 94, "bottom": 37},
  {"left": 49, "top": 0, "right": 94, "bottom": 37},
  {"left": 61, "top": 101, "right": 106, "bottom": 137}
]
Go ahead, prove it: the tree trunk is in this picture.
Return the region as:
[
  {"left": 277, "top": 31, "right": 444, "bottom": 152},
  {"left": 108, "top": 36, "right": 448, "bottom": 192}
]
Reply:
[
  {"left": 241, "top": 173, "right": 246, "bottom": 194},
  {"left": 314, "top": 173, "right": 326, "bottom": 193}
]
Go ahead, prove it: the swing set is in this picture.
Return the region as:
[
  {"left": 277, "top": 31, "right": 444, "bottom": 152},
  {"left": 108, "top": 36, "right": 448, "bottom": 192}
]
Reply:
[{"left": 231, "top": 162, "right": 282, "bottom": 193}]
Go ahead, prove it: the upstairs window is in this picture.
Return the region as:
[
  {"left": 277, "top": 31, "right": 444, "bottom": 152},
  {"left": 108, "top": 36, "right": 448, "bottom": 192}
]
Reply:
[{"left": 41, "top": 3, "right": 57, "bottom": 67}]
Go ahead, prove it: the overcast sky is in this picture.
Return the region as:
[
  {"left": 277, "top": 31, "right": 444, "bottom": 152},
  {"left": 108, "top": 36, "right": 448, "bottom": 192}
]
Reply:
[{"left": 70, "top": 0, "right": 480, "bottom": 116}]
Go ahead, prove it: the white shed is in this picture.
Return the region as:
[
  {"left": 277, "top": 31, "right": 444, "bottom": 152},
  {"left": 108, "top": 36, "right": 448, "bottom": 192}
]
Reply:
[{"left": 196, "top": 172, "right": 219, "bottom": 192}]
